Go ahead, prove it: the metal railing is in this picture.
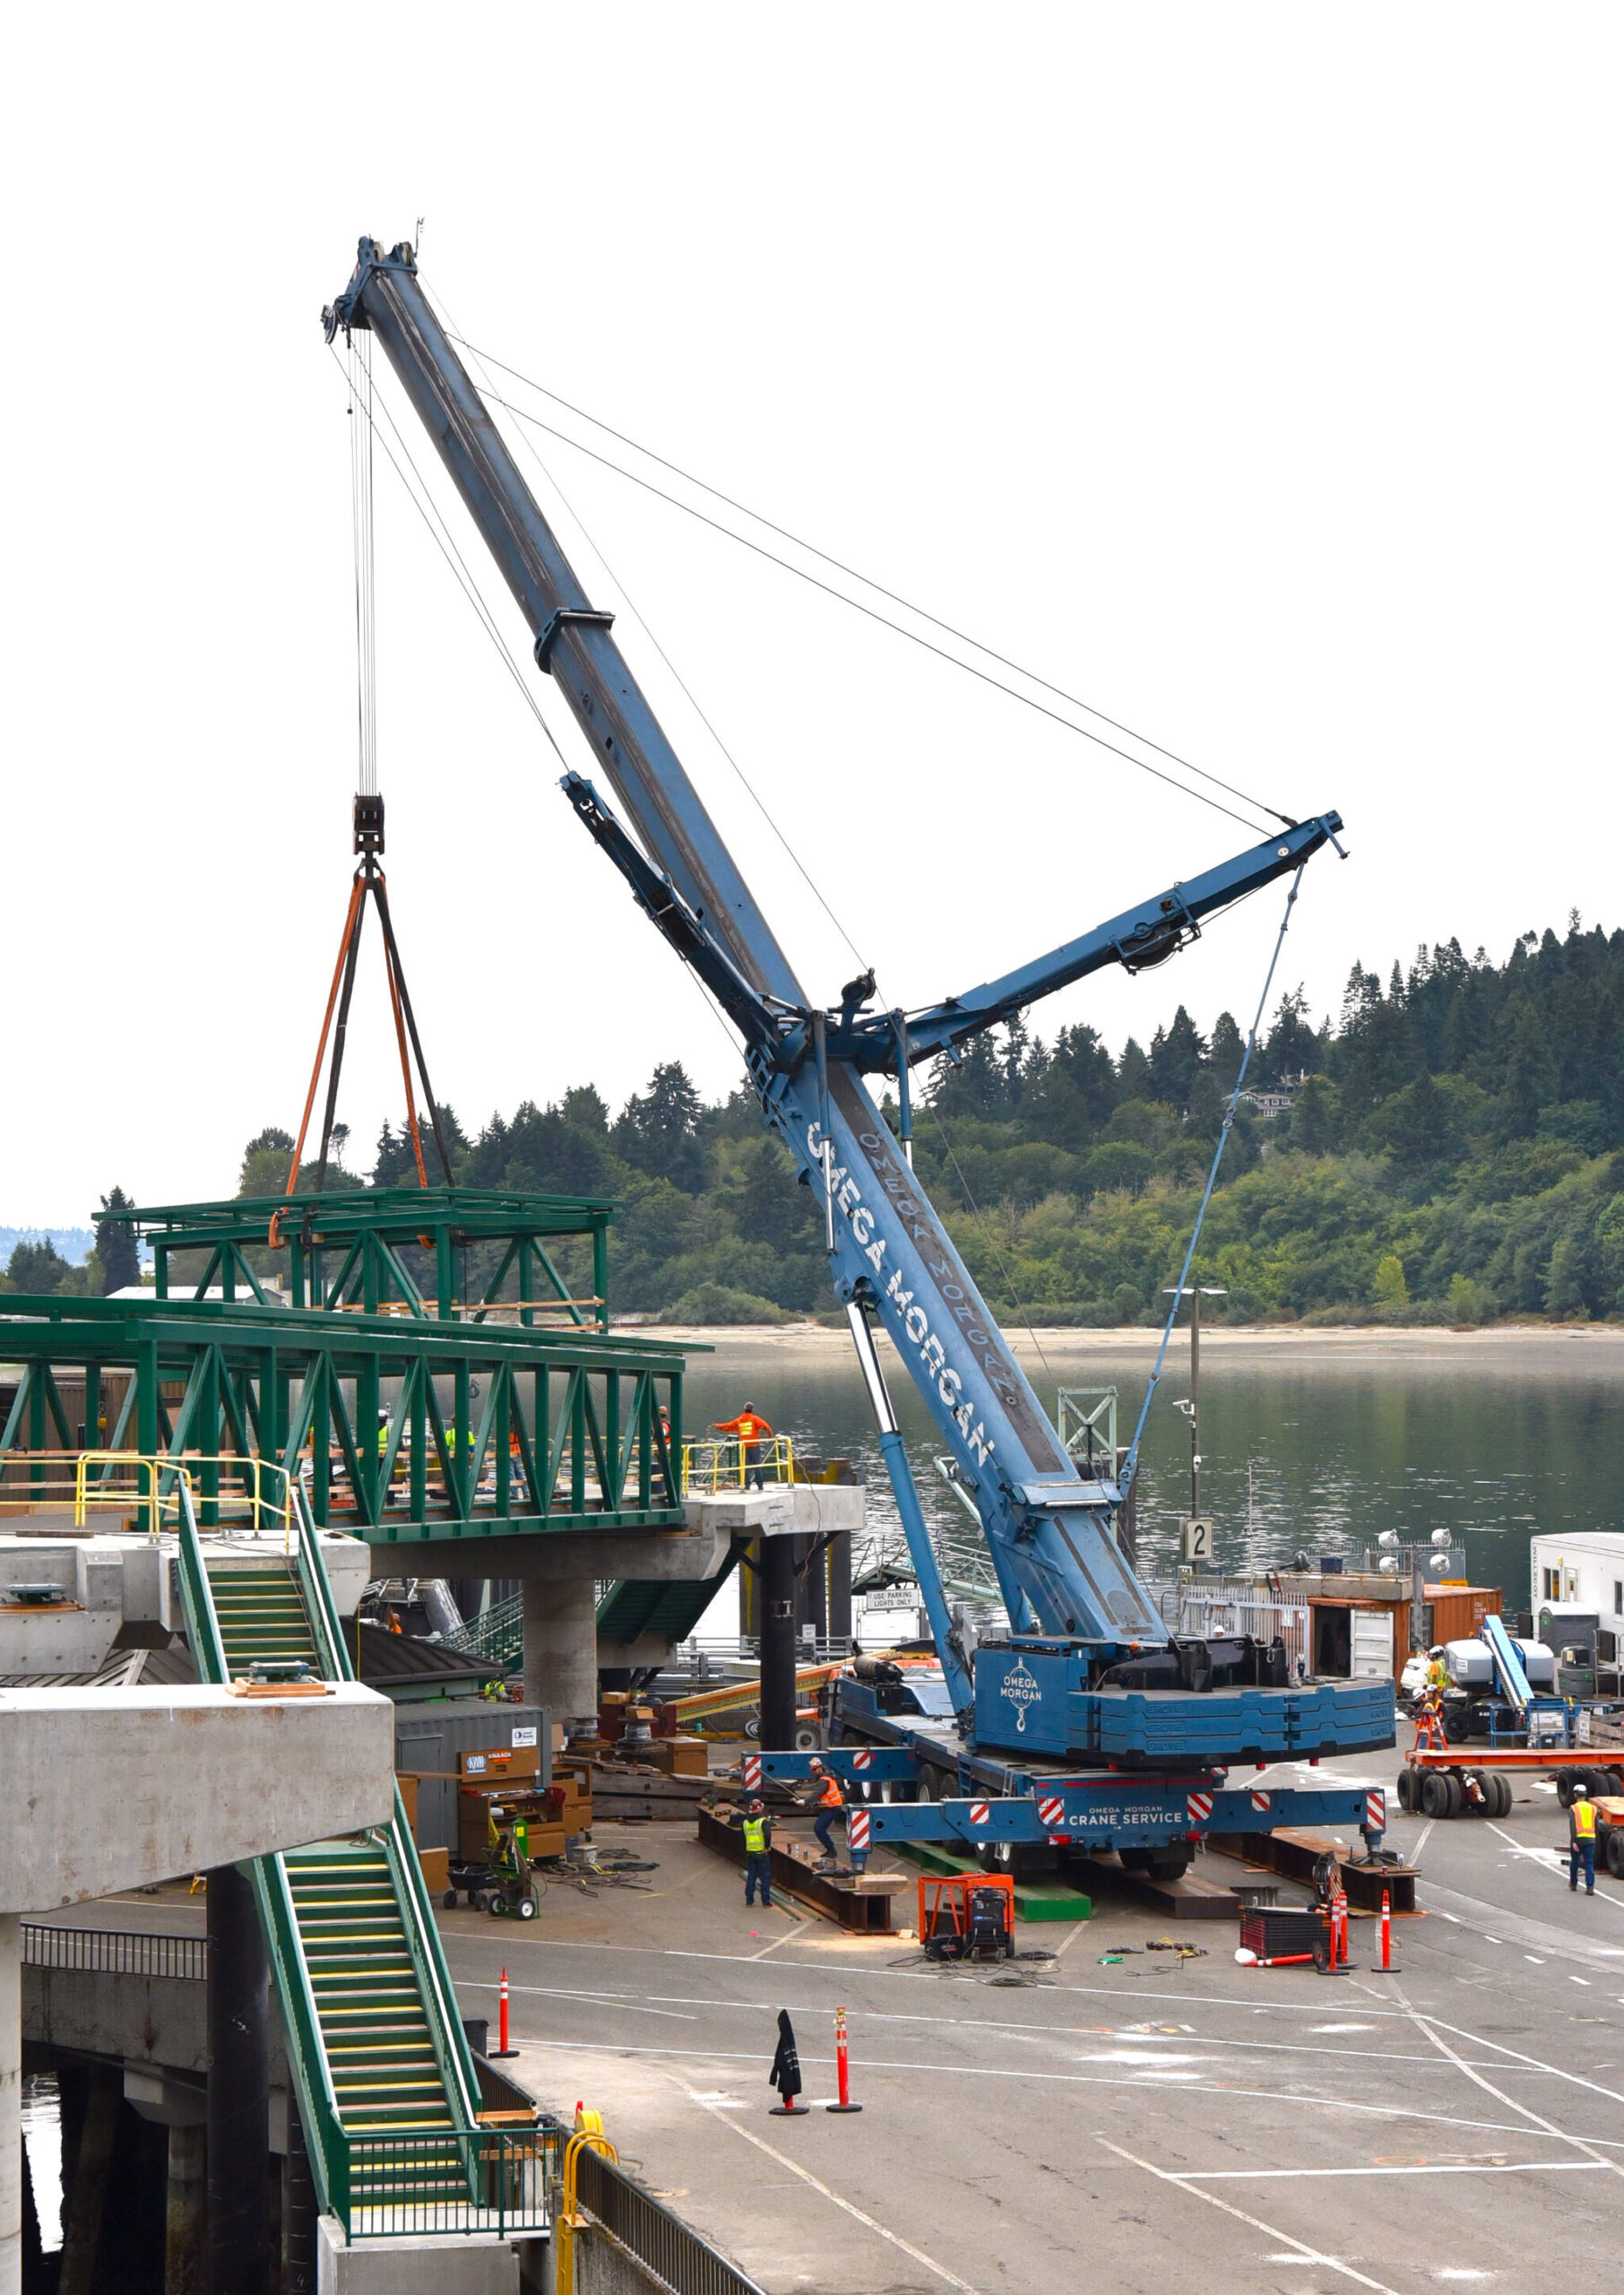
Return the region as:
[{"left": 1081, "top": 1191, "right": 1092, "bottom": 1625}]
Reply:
[
  {"left": 682, "top": 1433, "right": 794, "bottom": 1492},
  {"left": 1168, "top": 1579, "right": 1310, "bottom": 1676},
  {"left": 21, "top": 1925, "right": 206, "bottom": 1979},
  {"left": 0, "top": 1450, "right": 291, "bottom": 1537},
  {"left": 345, "top": 2126, "right": 562, "bottom": 2240},
  {"left": 574, "top": 2144, "right": 767, "bottom": 2295}
]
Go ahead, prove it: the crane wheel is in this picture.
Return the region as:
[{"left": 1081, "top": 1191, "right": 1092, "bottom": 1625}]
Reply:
[
  {"left": 1605, "top": 1829, "right": 1624, "bottom": 1879},
  {"left": 1557, "top": 1772, "right": 1575, "bottom": 1809},
  {"left": 1493, "top": 1774, "right": 1514, "bottom": 1817},
  {"left": 1396, "top": 1769, "right": 1414, "bottom": 1812},
  {"left": 1419, "top": 1771, "right": 1448, "bottom": 1819}
]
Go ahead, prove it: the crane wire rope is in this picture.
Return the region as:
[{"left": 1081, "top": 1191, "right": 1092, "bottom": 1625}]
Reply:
[
  {"left": 348, "top": 330, "right": 378, "bottom": 800},
  {"left": 1119, "top": 861, "right": 1309, "bottom": 1508},
  {"left": 424, "top": 284, "right": 875, "bottom": 977},
  {"left": 924, "top": 1097, "right": 1052, "bottom": 1381},
  {"left": 327, "top": 338, "right": 751, "bottom": 1085},
  {"left": 445, "top": 337, "right": 1291, "bottom": 837}
]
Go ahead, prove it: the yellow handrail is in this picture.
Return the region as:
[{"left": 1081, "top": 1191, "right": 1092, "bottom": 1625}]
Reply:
[
  {"left": 557, "top": 2113, "right": 618, "bottom": 2295},
  {"left": 69, "top": 1452, "right": 292, "bottom": 1540},
  {"left": 681, "top": 1433, "right": 795, "bottom": 1494}
]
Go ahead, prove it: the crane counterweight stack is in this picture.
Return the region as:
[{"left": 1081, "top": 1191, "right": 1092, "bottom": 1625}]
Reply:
[{"left": 324, "top": 232, "right": 1391, "bottom": 1858}]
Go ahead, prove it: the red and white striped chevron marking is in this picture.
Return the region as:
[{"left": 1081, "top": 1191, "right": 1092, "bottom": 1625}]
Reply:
[
  {"left": 851, "top": 1749, "right": 872, "bottom": 1770},
  {"left": 1250, "top": 1788, "right": 1271, "bottom": 1813},
  {"left": 969, "top": 1801, "right": 990, "bottom": 1827},
  {"left": 1037, "top": 1795, "right": 1067, "bottom": 1826},
  {"left": 1187, "top": 1792, "right": 1214, "bottom": 1824},
  {"left": 1365, "top": 1791, "right": 1386, "bottom": 1832},
  {"left": 742, "top": 1754, "right": 761, "bottom": 1791},
  {"left": 847, "top": 1809, "right": 870, "bottom": 1852}
]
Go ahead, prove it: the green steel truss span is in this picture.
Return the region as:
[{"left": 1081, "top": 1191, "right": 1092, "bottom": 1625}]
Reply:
[
  {"left": 99, "top": 1185, "right": 617, "bottom": 1329},
  {"left": 0, "top": 1292, "right": 688, "bottom": 1541}
]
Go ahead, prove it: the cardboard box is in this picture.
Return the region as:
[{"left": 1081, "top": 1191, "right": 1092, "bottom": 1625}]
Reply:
[
  {"left": 652, "top": 1737, "right": 709, "bottom": 1777},
  {"left": 418, "top": 1845, "right": 449, "bottom": 1895}
]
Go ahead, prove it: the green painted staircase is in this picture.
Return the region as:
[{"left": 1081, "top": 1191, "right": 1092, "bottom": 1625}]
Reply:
[
  {"left": 207, "top": 1563, "right": 322, "bottom": 1677},
  {"left": 175, "top": 1512, "right": 488, "bottom": 2230}
]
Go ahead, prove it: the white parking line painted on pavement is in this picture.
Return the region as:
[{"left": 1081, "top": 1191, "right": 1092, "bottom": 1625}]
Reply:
[
  {"left": 1097, "top": 2136, "right": 1405, "bottom": 2295},
  {"left": 1179, "top": 2160, "right": 1601, "bottom": 2179},
  {"left": 670, "top": 2074, "right": 977, "bottom": 2291}
]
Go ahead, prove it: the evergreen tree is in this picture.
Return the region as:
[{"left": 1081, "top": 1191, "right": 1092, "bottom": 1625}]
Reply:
[{"left": 95, "top": 1188, "right": 142, "bottom": 1292}]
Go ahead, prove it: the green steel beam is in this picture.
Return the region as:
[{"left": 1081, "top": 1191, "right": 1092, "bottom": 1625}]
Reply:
[{"left": 0, "top": 1291, "right": 697, "bottom": 1543}]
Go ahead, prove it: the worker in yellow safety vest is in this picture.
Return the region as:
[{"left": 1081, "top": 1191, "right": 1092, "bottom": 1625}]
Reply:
[
  {"left": 1569, "top": 1784, "right": 1597, "bottom": 1896},
  {"left": 1426, "top": 1647, "right": 1449, "bottom": 1693},
  {"left": 741, "top": 1799, "right": 774, "bottom": 1908}
]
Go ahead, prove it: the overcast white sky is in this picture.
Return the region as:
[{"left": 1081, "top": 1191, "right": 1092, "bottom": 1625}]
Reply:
[{"left": 5, "top": 7, "right": 1619, "bottom": 1224}]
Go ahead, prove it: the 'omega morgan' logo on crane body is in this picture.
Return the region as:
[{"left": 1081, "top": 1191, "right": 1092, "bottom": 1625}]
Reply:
[
  {"left": 1000, "top": 1658, "right": 1042, "bottom": 1732},
  {"left": 806, "top": 1117, "right": 998, "bottom": 1471}
]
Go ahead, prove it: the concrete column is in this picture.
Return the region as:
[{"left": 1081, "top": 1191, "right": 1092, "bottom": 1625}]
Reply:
[
  {"left": 759, "top": 1537, "right": 798, "bottom": 1750},
  {"left": 0, "top": 1916, "right": 18, "bottom": 2295},
  {"left": 206, "top": 1865, "right": 269, "bottom": 2295},
  {"left": 523, "top": 1578, "right": 598, "bottom": 1730},
  {"left": 56, "top": 2067, "right": 117, "bottom": 2295},
  {"left": 281, "top": 2103, "right": 315, "bottom": 2295},
  {"left": 166, "top": 2126, "right": 207, "bottom": 2295},
  {"left": 826, "top": 1530, "right": 852, "bottom": 1644}
]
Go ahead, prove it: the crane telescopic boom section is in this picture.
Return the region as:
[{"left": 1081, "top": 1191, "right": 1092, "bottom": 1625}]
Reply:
[{"left": 325, "top": 237, "right": 1343, "bottom": 1707}]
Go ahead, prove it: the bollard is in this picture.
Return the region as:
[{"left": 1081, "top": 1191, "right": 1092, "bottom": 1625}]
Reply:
[
  {"left": 827, "top": 2005, "right": 863, "bottom": 2113},
  {"left": 492, "top": 1966, "right": 519, "bottom": 2057},
  {"left": 1373, "top": 1885, "right": 1402, "bottom": 1973}
]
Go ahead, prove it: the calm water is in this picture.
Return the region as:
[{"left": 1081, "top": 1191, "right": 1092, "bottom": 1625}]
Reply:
[{"left": 676, "top": 1329, "right": 1624, "bottom": 1615}]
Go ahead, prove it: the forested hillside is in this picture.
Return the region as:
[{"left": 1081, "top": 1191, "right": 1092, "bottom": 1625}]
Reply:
[{"left": 238, "top": 914, "right": 1624, "bottom": 1327}]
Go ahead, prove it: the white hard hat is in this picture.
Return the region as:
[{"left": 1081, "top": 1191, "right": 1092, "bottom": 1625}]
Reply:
[{"left": 1573, "top": 1782, "right": 1588, "bottom": 1797}]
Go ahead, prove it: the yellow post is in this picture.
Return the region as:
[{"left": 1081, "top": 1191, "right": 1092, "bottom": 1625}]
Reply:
[{"left": 557, "top": 2116, "right": 618, "bottom": 2295}]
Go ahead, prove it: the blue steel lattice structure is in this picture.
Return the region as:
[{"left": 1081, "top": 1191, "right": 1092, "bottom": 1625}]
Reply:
[{"left": 324, "top": 238, "right": 1381, "bottom": 1776}]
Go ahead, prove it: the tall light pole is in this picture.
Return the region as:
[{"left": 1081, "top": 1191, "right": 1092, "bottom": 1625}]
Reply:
[{"left": 1163, "top": 1285, "right": 1228, "bottom": 1552}]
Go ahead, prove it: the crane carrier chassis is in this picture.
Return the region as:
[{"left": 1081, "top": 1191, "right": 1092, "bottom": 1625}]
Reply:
[{"left": 747, "top": 1665, "right": 1395, "bottom": 1882}]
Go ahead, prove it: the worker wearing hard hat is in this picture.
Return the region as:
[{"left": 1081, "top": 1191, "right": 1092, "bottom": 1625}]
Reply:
[
  {"left": 741, "top": 1798, "right": 774, "bottom": 1908},
  {"left": 1569, "top": 1784, "right": 1598, "bottom": 1896},
  {"left": 1426, "top": 1647, "right": 1449, "bottom": 1693},
  {"left": 808, "top": 1758, "right": 846, "bottom": 1865}
]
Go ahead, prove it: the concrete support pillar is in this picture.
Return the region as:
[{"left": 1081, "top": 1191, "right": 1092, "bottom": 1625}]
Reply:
[
  {"left": 826, "top": 1530, "right": 852, "bottom": 1644},
  {"left": 206, "top": 1865, "right": 269, "bottom": 2295},
  {"left": 165, "top": 2125, "right": 207, "bottom": 2295},
  {"left": 0, "top": 1916, "right": 18, "bottom": 2295},
  {"left": 281, "top": 2104, "right": 315, "bottom": 2295},
  {"left": 759, "top": 1537, "right": 798, "bottom": 1750},
  {"left": 523, "top": 1578, "right": 598, "bottom": 1730},
  {"left": 56, "top": 2066, "right": 117, "bottom": 2295}
]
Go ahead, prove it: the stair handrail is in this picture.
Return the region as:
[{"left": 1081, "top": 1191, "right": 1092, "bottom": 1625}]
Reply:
[
  {"left": 247, "top": 1856, "right": 351, "bottom": 2225},
  {"left": 170, "top": 1482, "right": 352, "bottom": 2221},
  {"left": 172, "top": 1478, "right": 229, "bottom": 1684},
  {"left": 290, "top": 1485, "right": 485, "bottom": 2152}
]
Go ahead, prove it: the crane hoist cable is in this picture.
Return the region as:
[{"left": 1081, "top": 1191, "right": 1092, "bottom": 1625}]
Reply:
[{"left": 268, "top": 341, "right": 454, "bottom": 1250}]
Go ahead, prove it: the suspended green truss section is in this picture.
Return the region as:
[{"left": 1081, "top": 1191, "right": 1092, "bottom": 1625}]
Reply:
[
  {"left": 0, "top": 1293, "right": 687, "bottom": 1543},
  {"left": 100, "top": 1186, "right": 614, "bottom": 1331}
]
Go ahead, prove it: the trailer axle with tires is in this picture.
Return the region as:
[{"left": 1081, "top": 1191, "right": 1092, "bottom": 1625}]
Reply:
[{"left": 1398, "top": 1747, "right": 1624, "bottom": 1821}]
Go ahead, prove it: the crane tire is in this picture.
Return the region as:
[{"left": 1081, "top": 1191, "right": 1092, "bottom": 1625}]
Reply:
[
  {"left": 1442, "top": 1772, "right": 1464, "bottom": 1818},
  {"left": 1556, "top": 1771, "right": 1575, "bottom": 1808},
  {"left": 1606, "top": 1829, "right": 1624, "bottom": 1879},
  {"left": 1419, "top": 1771, "right": 1449, "bottom": 1819},
  {"left": 1396, "top": 1769, "right": 1413, "bottom": 1812},
  {"left": 1494, "top": 1773, "right": 1514, "bottom": 1817}
]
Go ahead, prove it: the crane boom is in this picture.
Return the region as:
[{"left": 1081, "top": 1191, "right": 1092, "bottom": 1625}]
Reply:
[{"left": 325, "top": 237, "right": 1343, "bottom": 1716}]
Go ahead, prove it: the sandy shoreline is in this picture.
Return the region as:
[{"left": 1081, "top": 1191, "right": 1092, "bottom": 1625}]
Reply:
[{"left": 644, "top": 1320, "right": 1624, "bottom": 1367}]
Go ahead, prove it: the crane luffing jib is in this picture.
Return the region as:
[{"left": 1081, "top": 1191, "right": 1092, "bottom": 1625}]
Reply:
[{"left": 325, "top": 236, "right": 1343, "bottom": 1699}]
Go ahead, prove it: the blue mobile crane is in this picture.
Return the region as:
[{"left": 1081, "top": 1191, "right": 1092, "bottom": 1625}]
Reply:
[{"left": 325, "top": 238, "right": 1395, "bottom": 1879}]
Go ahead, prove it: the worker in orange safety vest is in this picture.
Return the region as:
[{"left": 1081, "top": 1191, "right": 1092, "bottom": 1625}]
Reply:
[
  {"left": 807, "top": 1757, "right": 845, "bottom": 1863},
  {"left": 714, "top": 1403, "right": 773, "bottom": 1477}
]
